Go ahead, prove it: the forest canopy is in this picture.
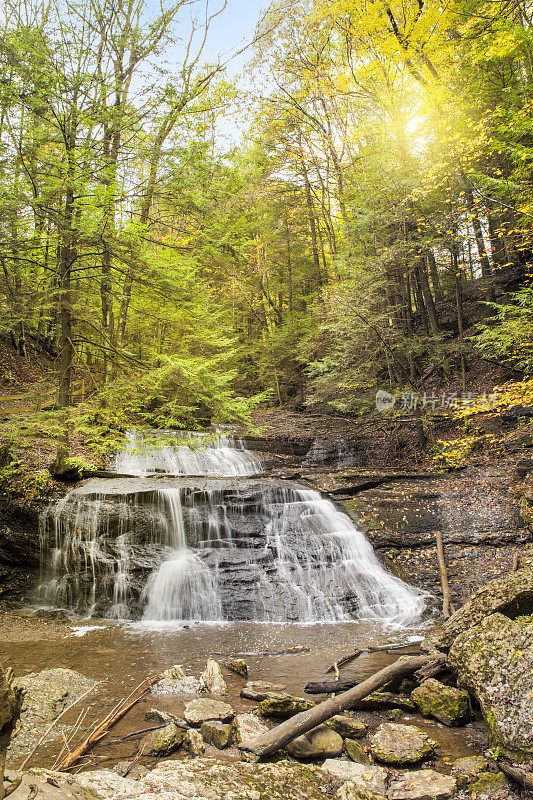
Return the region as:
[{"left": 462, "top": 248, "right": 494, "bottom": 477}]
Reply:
[{"left": 0, "top": 0, "right": 532, "bottom": 433}]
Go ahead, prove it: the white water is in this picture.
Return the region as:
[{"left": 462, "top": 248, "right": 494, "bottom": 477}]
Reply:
[
  {"left": 39, "top": 433, "right": 428, "bottom": 626},
  {"left": 111, "top": 429, "right": 262, "bottom": 477},
  {"left": 142, "top": 488, "right": 221, "bottom": 622}
]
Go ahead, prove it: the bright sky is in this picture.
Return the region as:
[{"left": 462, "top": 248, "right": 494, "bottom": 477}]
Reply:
[{"left": 200, "top": 0, "right": 266, "bottom": 73}]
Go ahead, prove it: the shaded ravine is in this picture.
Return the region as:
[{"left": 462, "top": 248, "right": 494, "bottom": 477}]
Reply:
[{"left": 37, "top": 431, "right": 428, "bottom": 626}]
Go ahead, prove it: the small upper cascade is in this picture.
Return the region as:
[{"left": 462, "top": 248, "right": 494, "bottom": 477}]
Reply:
[{"left": 110, "top": 429, "right": 262, "bottom": 478}]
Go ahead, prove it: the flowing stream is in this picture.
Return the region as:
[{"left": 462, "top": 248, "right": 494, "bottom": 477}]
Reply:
[{"left": 37, "top": 432, "right": 427, "bottom": 626}]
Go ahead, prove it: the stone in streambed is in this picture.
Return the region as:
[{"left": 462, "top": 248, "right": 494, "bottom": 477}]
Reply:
[
  {"left": 326, "top": 714, "right": 366, "bottom": 738},
  {"left": 184, "top": 728, "right": 205, "bottom": 756},
  {"left": 200, "top": 720, "right": 233, "bottom": 749},
  {"left": 200, "top": 659, "right": 227, "bottom": 695},
  {"left": 411, "top": 678, "right": 470, "bottom": 726},
  {"left": 344, "top": 738, "right": 371, "bottom": 764},
  {"left": 387, "top": 769, "right": 456, "bottom": 800},
  {"left": 241, "top": 680, "right": 287, "bottom": 701},
  {"left": 450, "top": 756, "right": 489, "bottom": 788},
  {"left": 335, "top": 785, "right": 386, "bottom": 800},
  {"left": 152, "top": 666, "right": 201, "bottom": 695},
  {"left": 321, "top": 760, "right": 388, "bottom": 795},
  {"left": 141, "top": 723, "right": 185, "bottom": 756},
  {"left": 353, "top": 692, "right": 416, "bottom": 712},
  {"left": 469, "top": 772, "right": 509, "bottom": 797},
  {"left": 184, "top": 697, "right": 234, "bottom": 726},
  {"left": 370, "top": 723, "right": 434, "bottom": 765},
  {"left": 225, "top": 658, "right": 248, "bottom": 677},
  {"left": 233, "top": 713, "right": 269, "bottom": 744},
  {"left": 146, "top": 708, "right": 187, "bottom": 727},
  {"left": 259, "top": 692, "right": 314, "bottom": 718},
  {"left": 285, "top": 724, "right": 343, "bottom": 759}
]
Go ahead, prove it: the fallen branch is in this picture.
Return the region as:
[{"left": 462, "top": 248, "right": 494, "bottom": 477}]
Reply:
[
  {"left": 325, "top": 642, "right": 422, "bottom": 674},
  {"left": 20, "top": 683, "right": 102, "bottom": 770},
  {"left": 436, "top": 531, "right": 453, "bottom": 618},
  {"left": 511, "top": 552, "right": 520, "bottom": 573},
  {"left": 239, "top": 654, "right": 445, "bottom": 758},
  {"left": 57, "top": 675, "right": 160, "bottom": 771},
  {"left": 497, "top": 761, "right": 533, "bottom": 791}
]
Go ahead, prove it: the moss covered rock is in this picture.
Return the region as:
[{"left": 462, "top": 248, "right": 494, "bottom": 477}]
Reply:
[
  {"left": 184, "top": 728, "right": 205, "bottom": 756},
  {"left": 225, "top": 659, "right": 248, "bottom": 677},
  {"left": 141, "top": 723, "right": 185, "bottom": 756},
  {"left": 448, "top": 612, "right": 533, "bottom": 761},
  {"left": 326, "top": 714, "right": 366, "bottom": 738},
  {"left": 411, "top": 678, "right": 470, "bottom": 726},
  {"left": 344, "top": 738, "right": 371, "bottom": 764},
  {"left": 451, "top": 756, "right": 489, "bottom": 788},
  {"left": 200, "top": 720, "right": 233, "bottom": 749},
  {"left": 285, "top": 724, "right": 343, "bottom": 759},
  {"left": 434, "top": 565, "right": 533, "bottom": 650},
  {"left": 469, "top": 771, "right": 509, "bottom": 798},
  {"left": 259, "top": 692, "right": 314, "bottom": 718},
  {"left": 369, "top": 723, "right": 434, "bottom": 765}
]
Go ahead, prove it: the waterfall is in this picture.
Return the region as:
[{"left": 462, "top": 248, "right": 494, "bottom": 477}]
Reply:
[
  {"left": 111, "top": 429, "right": 262, "bottom": 477},
  {"left": 141, "top": 488, "right": 222, "bottom": 622},
  {"left": 37, "top": 433, "right": 428, "bottom": 625}
]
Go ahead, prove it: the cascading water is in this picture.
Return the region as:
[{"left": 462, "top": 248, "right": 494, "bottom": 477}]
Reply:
[
  {"left": 38, "top": 432, "right": 427, "bottom": 625},
  {"left": 111, "top": 429, "right": 262, "bottom": 477}
]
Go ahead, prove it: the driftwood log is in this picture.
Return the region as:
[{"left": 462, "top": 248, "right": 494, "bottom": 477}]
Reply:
[
  {"left": 435, "top": 531, "right": 454, "bottom": 618},
  {"left": 239, "top": 654, "right": 445, "bottom": 758}
]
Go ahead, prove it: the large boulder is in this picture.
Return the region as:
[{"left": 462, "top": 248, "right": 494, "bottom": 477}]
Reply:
[
  {"left": 285, "top": 725, "right": 343, "bottom": 759},
  {"left": 321, "top": 761, "right": 388, "bottom": 795},
  {"left": 70, "top": 757, "right": 335, "bottom": 800},
  {"left": 184, "top": 698, "right": 234, "bottom": 726},
  {"left": 448, "top": 612, "right": 533, "bottom": 760},
  {"left": 410, "top": 678, "right": 470, "bottom": 726},
  {"left": 433, "top": 566, "right": 533, "bottom": 650},
  {"left": 387, "top": 769, "right": 456, "bottom": 800},
  {"left": 335, "top": 785, "right": 386, "bottom": 800},
  {"left": 369, "top": 724, "right": 434, "bottom": 765},
  {"left": 259, "top": 693, "right": 314, "bottom": 718}
]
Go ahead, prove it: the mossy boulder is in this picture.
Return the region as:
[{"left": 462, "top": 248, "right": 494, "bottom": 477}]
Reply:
[
  {"left": 285, "top": 724, "right": 343, "bottom": 759},
  {"left": 411, "top": 678, "right": 470, "bottom": 726},
  {"left": 259, "top": 692, "right": 314, "bottom": 718},
  {"left": 184, "top": 728, "right": 205, "bottom": 756},
  {"left": 344, "top": 738, "right": 371, "bottom": 764},
  {"left": 200, "top": 720, "right": 233, "bottom": 749},
  {"left": 469, "top": 772, "right": 509, "bottom": 798},
  {"left": 141, "top": 722, "right": 184, "bottom": 756},
  {"left": 326, "top": 714, "right": 366, "bottom": 738},
  {"left": 71, "top": 757, "right": 335, "bottom": 800},
  {"left": 369, "top": 723, "right": 434, "bottom": 765},
  {"left": 451, "top": 756, "right": 489, "bottom": 788},
  {"left": 433, "top": 565, "right": 533, "bottom": 650},
  {"left": 448, "top": 612, "right": 533, "bottom": 761},
  {"left": 225, "top": 659, "right": 248, "bottom": 677}
]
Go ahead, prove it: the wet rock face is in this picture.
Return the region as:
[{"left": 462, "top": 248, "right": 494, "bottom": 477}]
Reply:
[
  {"left": 326, "top": 714, "right": 366, "bottom": 738},
  {"left": 285, "top": 724, "right": 343, "bottom": 759},
  {"left": 434, "top": 566, "right": 533, "bottom": 650},
  {"left": 410, "top": 678, "right": 470, "bottom": 726},
  {"left": 369, "top": 723, "right": 434, "bottom": 765},
  {"left": 71, "top": 758, "right": 334, "bottom": 800},
  {"left": 448, "top": 612, "right": 533, "bottom": 760}
]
